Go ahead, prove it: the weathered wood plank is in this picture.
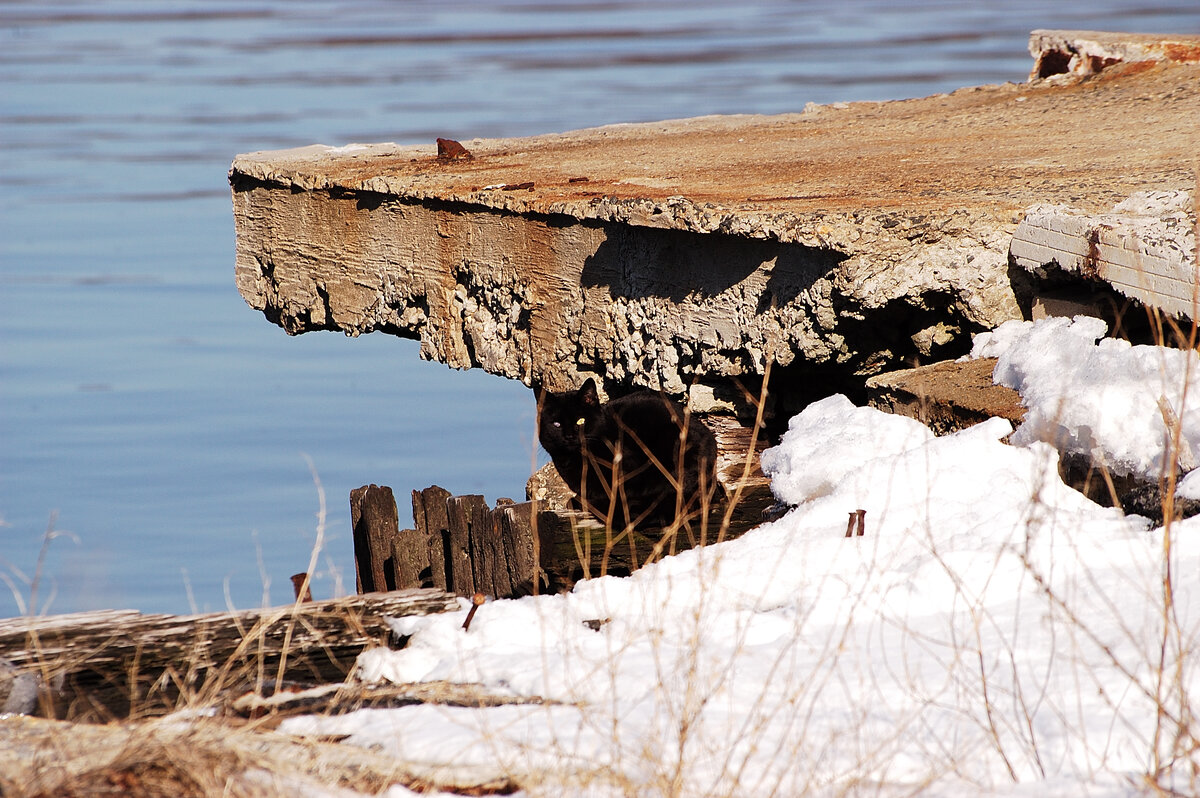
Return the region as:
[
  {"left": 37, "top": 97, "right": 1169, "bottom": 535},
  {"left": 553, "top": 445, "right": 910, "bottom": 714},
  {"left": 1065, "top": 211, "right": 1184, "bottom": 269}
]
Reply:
[
  {"left": 496, "top": 501, "right": 538, "bottom": 596},
  {"left": 470, "top": 499, "right": 509, "bottom": 598},
  {"left": 394, "top": 476, "right": 773, "bottom": 599},
  {"left": 412, "top": 485, "right": 452, "bottom": 591},
  {"left": 391, "top": 528, "right": 430, "bottom": 590},
  {"left": 445, "top": 495, "right": 486, "bottom": 597},
  {"left": 1010, "top": 194, "right": 1198, "bottom": 320},
  {"left": 351, "top": 484, "right": 401, "bottom": 593},
  {"left": 0, "top": 589, "right": 458, "bottom": 720},
  {"left": 865, "top": 357, "right": 1025, "bottom": 435}
]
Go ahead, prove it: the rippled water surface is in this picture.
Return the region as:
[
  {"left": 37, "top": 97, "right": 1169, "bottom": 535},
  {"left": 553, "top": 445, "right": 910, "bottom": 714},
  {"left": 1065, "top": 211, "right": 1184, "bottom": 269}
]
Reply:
[{"left": 2, "top": 1, "right": 1198, "bottom": 615}]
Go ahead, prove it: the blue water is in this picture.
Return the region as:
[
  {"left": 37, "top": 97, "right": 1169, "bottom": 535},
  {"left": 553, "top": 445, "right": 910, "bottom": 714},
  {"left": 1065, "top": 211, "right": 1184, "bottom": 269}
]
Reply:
[{"left": 3, "top": 1, "right": 1198, "bottom": 616}]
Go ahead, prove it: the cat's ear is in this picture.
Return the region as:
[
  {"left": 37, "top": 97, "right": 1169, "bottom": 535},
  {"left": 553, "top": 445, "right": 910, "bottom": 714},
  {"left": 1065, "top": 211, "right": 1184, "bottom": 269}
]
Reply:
[{"left": 579, "top": 377, "right": 599, "bottom": 407}]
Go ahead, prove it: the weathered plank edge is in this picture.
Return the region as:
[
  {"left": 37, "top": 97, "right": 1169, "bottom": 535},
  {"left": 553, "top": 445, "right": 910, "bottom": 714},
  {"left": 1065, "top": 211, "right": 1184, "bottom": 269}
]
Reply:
[{"left": 0, "top": 589, "right": 459, "bottom": 718}]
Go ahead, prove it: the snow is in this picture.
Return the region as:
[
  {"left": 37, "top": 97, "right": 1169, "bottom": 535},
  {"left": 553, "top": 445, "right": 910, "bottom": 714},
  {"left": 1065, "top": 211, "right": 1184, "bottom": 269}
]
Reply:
[
  {"left": 281, "top": 318, "right": 1200, "bottom": 797},
  {"left": 759, "top": 394, "right": 934, "bottom": 505},
  {"left": 966, "top": 315, "right": 1200, "bottom": 483}
]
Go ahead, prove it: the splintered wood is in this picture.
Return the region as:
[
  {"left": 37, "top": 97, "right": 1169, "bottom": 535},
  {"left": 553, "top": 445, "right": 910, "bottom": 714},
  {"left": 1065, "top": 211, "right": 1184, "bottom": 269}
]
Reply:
[
  {"left": 0, "top": 590, "right": 458, "bottom": 720},
  {"left": 353, "top": 478, "right": 777, "bottom": 600},
  {"left": 353, "top": 485, "right": 543, "bottom": 599}
]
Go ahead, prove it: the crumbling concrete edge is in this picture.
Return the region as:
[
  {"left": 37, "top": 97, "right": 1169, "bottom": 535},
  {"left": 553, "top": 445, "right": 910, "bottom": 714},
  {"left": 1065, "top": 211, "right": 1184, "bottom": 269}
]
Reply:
[
  {"left": 232, "top": 145, "right": 912, "bottom": 254},
  {"left": 1029, "top": 29, "right": 1200, "bottom": 80},
  {"left": 1011, "top": 190, "right": 1199, "bottom": 320}
]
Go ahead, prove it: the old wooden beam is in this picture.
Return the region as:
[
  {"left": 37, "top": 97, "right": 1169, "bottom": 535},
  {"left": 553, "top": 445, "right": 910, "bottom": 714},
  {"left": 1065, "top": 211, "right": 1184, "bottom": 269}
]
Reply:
[
  {"left": 0, "top": 686, "right": 554, "bottom": 797},
  {"left": 1010, "top": 193, "right": 1198, "bottom": 321},
  {"left": 865, "top": 358, "right": 1026, "bottom": 436},
  {"left": 0, "top": 589, "right": 458, "bottom": 720}
]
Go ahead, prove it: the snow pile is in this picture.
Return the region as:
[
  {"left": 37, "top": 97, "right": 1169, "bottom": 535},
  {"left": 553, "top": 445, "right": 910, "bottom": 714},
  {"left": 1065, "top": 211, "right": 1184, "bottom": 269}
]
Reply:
[
  {"left": 760, "top": 394, "right": 933, "bottom": 504},
  {"left": 281, "top": 393, "right": 1200, "bottom": 797},
  {"left": 967, "top": 315, "right": 1200, "bottom": 492}
]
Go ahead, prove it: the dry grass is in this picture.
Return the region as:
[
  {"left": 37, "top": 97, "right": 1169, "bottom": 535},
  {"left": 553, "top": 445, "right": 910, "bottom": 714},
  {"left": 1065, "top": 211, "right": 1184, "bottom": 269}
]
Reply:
[
  {"left": 0, "top": 467, "right": 466, "bottom": 797},
  {"left": 495, "top": 227, "right": 1200, "bottom": 796},
  {"left": 0, "top": 711, "right": 454, "bottom": 798},
  {"left": 4, "top": 189, "right": 1198, "bottom": 796}
]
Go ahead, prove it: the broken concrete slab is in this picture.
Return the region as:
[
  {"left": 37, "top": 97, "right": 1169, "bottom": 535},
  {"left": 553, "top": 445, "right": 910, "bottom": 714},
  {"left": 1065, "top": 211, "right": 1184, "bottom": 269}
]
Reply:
[
  {"left": 1029, "top": 29, "right": 1200, "bottom": 80},
  {"left": 865, "top": 358, "right": 1025, "bottom": 436},
  {"left": 1011, "top": 190, "right": 1198, "bottom": 320},
  {"left": 866, "top": 355, "right": 1200, "bottom": 525},
  {"left": 230, "top": 32, "right": 1199, "bottom": 408}
]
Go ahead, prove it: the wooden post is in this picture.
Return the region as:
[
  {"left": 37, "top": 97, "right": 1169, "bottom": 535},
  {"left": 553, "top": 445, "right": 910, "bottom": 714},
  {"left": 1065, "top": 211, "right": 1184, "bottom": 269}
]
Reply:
[
  {"left": 495, "top": 502, "right": 538, "bottom": 597},
  {"left": 412, "top": 486, "right": 452, "bottom": 591},
  {"left": 394, "top": 480, "right": 774, "bottom": 599},
  {"left": 289, "top": 573, "right": 313, "bottom": 602},
  {"left": 350, "top": 484, "right": 400, "bottom": 594},
  {"left": 445, "top": 495, "right": 487, "bottom": 597},
  {"left": 470, "top": 501, "right": 508, "bottom": 598},
  {"left": 407, "top": 489, "right": 543, "bottom": 598},
  {"left": 391, "top": 529, "right": 430, "bottom": 590}
]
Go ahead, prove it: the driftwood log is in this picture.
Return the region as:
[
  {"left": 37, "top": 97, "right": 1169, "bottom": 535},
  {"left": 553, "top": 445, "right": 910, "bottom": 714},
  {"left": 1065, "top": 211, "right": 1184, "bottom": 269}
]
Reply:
[{"left": 0, "top": 589, "right": 457, "bottom": 721}]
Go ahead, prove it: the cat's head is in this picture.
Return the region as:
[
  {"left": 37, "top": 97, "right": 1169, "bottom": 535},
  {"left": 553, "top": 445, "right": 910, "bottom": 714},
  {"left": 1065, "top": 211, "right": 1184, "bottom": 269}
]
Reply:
[{"left": 537, "top": 377, "right": 602, "bottom": 458}]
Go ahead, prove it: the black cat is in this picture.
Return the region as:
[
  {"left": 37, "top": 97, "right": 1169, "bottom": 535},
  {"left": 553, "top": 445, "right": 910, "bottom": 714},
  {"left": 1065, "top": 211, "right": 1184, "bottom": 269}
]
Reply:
[{"left": 538, "top": 378, "right": 721, "bottom": 530}]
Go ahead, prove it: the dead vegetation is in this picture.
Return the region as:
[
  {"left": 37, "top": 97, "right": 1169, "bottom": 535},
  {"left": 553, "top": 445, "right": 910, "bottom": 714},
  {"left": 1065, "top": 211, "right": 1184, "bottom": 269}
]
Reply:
[{"left": 4, "top": 211, "right": 1199, "bottom": 796}]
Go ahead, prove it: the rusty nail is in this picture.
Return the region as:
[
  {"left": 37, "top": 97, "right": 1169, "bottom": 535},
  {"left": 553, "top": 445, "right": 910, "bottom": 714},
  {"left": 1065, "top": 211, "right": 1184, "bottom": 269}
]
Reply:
[
  {"left": 462, "top": 592, "right": 486, "bottom": 631},
  {"left": 290, "top": 573, "right": 313, "bottom": 602}
]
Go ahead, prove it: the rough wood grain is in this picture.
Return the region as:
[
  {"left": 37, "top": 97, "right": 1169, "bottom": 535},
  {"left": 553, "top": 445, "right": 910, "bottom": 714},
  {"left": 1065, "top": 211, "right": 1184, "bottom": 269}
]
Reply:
[
  {"left": 391, "top": 528, "right": 431, "bottom": 591},
  {"left": 407, "top": 489, "right": 539, "bottom": 598},
  {"left": 865, "top": 357, "right": 1026, "bottom": 435},
  {"left": 351, "top": 484, "right": 400, "bottom": 593},
  {"left": 379, "top": 480, "right": 772, "bottom": 599},
  {"left": 444, "top": 495, "right": 485, "bottom": 597},
  {"left": 0, "top": 590, "right": 458, "bottom": 720},
  {"left": 467, "top": 499, "right": 507, "bottom": 598},
  {"left": 495, "top": 502, "right": 538, "bottom": 596},
  {"left": 412, "top": 485, "right": 452, "bottom": 591}
]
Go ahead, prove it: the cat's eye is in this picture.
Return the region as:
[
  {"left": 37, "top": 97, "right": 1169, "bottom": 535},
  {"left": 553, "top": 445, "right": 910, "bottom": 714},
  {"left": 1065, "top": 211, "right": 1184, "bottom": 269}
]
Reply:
[{"left": 575, "top": 417, "right": 585, "bottom": 426}]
